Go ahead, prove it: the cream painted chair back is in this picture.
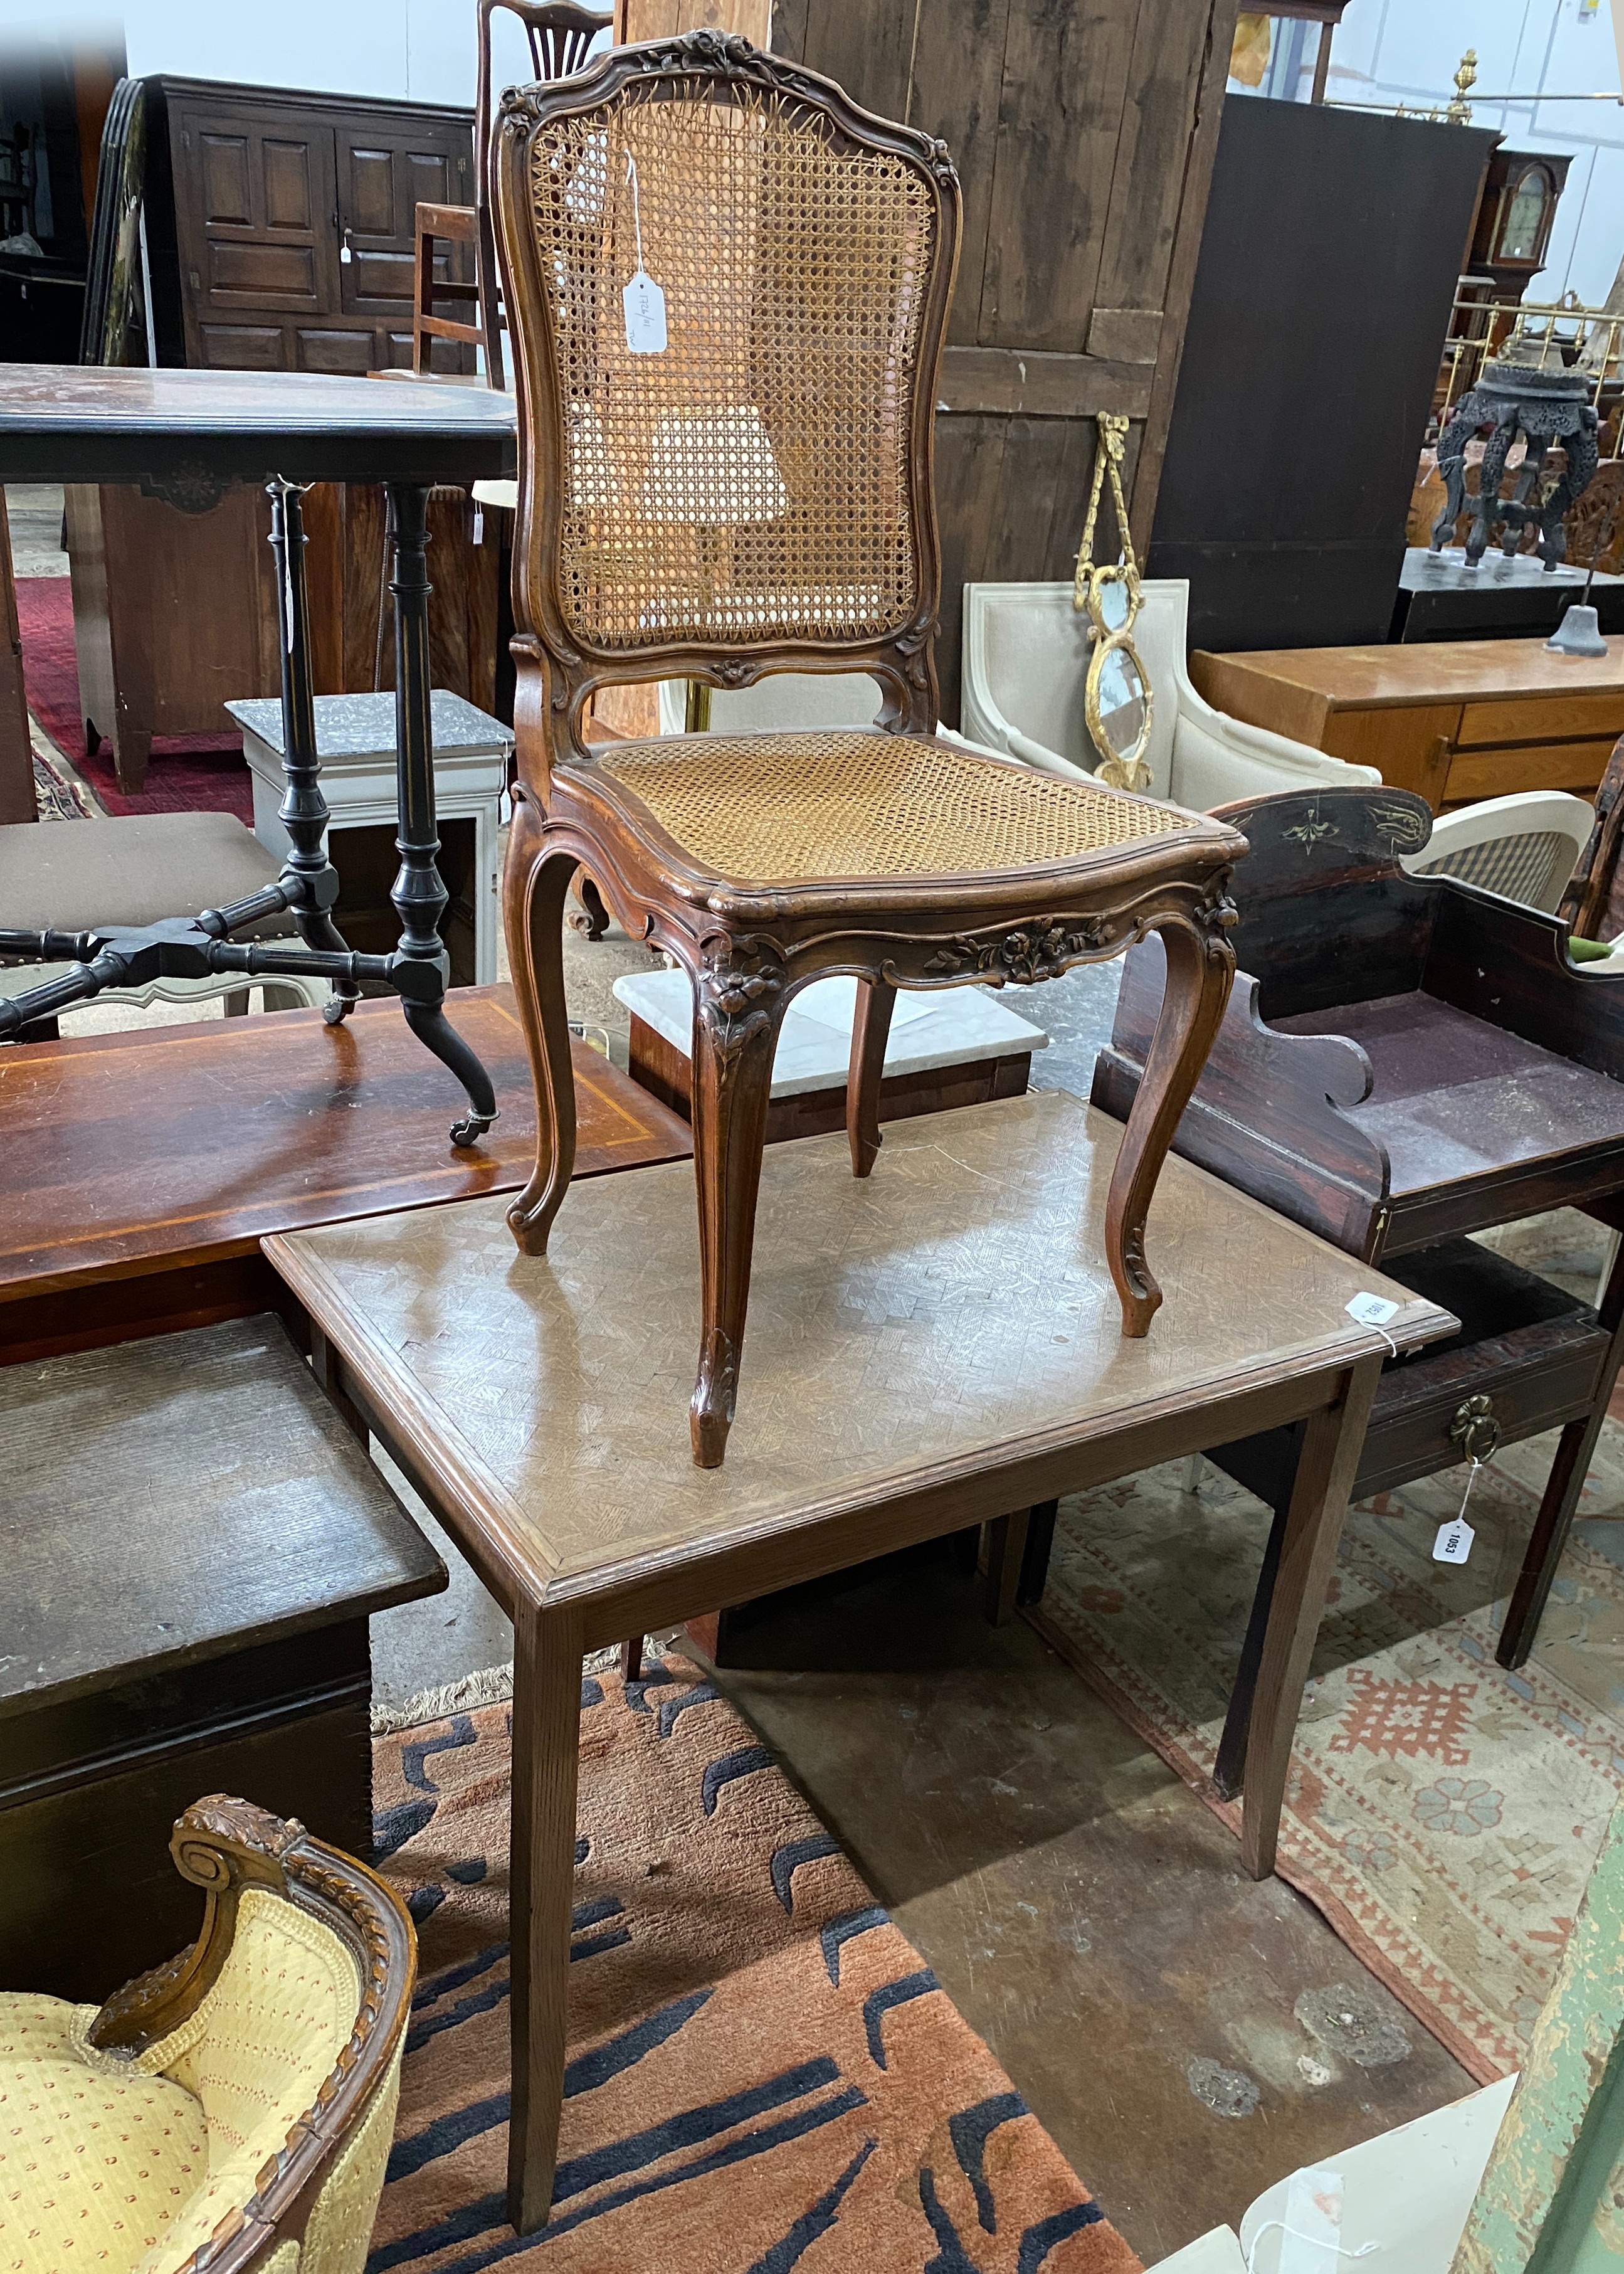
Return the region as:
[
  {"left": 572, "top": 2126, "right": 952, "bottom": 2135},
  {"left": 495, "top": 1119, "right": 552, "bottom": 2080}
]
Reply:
[
  {"left": 961, "top": 580, "right": 1382, "bottom": 808},
  {"left": 1401, "top": 789, "right": 1595, "bottom": 916}
]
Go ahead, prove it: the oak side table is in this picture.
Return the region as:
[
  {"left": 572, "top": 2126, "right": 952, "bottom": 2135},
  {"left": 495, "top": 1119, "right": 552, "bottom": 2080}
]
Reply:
[{"left": 266, "top": 1089, "right": 1453, "bottom": 2233}]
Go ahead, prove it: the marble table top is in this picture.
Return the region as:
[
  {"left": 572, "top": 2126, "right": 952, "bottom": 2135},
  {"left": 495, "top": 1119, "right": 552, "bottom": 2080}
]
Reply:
[
  {"left": 228, "top": 689, "right": 512, "bottom": 760},
  {"left": 613, "top": 970, "right": 1049, "bottom": 1096}
]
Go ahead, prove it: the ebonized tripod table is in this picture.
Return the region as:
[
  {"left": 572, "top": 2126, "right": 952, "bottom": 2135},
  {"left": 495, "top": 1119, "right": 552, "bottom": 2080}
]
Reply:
[{"left": 0, "top": 364, "right": 517, "bottom": 1142}]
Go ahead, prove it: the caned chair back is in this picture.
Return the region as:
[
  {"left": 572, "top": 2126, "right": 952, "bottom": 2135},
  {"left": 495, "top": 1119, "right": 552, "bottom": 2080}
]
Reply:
[{"left": 490, "top": 31, "right": 962, "bottom": 762}]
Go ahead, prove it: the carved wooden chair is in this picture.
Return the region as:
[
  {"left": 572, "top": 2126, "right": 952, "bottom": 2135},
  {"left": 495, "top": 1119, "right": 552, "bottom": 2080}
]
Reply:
[
  {"left": 411, "top": 0, "right": 612, "bottom": 381},
  {"left": 491, "top": 29, "right": 1247, "bottom": 1465},
  {"left": 0, "top": 1797, "right": 414, "bottom": 2274}
]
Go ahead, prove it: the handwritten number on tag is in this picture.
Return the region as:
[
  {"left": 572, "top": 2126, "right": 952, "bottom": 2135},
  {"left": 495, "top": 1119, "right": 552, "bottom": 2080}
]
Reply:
[
  {"left": 623, "top": 268, "right": 667, "bottom": 354},
  {"left": 1433, "top": 1519, "right": 1475, "bottom": 1565}
]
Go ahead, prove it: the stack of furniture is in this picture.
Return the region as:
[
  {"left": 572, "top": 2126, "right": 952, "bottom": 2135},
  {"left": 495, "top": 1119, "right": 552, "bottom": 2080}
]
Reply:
[{"left": 1090, "top": 786, "right": 1624, "bottom": 1715}]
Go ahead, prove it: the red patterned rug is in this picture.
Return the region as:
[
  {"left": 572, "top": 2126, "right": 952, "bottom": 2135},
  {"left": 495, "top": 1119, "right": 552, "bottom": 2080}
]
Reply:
[
  {"left": 368, "top": 1661, "right": 1136, "bottom": 2273},
  {"left": 15, "top": 576, "right": 253, "bottom": 822}
]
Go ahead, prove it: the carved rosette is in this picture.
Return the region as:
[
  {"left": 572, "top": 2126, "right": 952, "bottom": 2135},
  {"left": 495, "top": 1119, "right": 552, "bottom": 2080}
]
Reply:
[{"left": 696, "top": 934, "right": 786, "bottom": 1056}]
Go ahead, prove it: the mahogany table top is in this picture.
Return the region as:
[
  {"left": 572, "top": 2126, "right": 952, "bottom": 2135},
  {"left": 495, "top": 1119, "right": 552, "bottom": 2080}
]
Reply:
[
  {"left": 0, "top": 985, "right": 690, "bottom": 1306},
  {"left": 1191, "top": 635, "right": 1624, "bottom": 711},
  {"left": 266, "top": 1091, "right": 1453, "bottom": 1617},
  {"left": 0, "top": 362, "right": 519, "bottom": 487}
]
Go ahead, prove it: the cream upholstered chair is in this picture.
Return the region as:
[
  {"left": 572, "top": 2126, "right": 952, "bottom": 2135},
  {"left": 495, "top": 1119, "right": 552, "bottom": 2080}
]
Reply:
[
  {"left": 961, "top": 580, "right": 1381, "bottom": 807},
  {"left": 1400, "top": 788, "right": 1595, "bottom": 916},
  {"left": 0, "top": 1797, "right": 414, "bottom": 2274}
]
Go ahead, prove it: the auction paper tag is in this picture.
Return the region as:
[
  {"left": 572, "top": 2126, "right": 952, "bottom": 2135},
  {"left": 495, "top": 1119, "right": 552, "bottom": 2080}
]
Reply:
[
  {"left": 1433, "top": 1517, "right": 1475, "bottom": 1565},
  {"left": 1279, "top": 2166, "right": 1345, "bottom": 2274},
  {"left": 623, "top": 268, "right": 668, "bottom": 353},
  {"left": 1346, "top": 1293, "right": 1400, "bottom": 1327}
]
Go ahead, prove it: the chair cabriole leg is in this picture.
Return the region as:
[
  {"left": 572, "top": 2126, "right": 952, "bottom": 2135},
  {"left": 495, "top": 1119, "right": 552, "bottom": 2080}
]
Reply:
[
  {"left": 505, "top": 818, "right": 579, "bottom": 1256},
  {"left": 846, "top": 975, "right": 895, "bottom": 1178},
  {"left": 1105, "top": 910, "right": 1235, "bottom": 1336},
  {"left": 688, "top": 957, "right": 785, "bottom": 1468}
]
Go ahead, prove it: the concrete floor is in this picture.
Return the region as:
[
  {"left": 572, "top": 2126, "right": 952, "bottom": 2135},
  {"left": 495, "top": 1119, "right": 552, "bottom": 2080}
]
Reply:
[{"left": 697, "top": 1547, "right": 1471, "bottom": 2262}]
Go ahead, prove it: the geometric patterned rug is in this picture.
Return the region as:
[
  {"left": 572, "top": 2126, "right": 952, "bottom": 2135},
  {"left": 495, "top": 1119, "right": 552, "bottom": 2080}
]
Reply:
[
  {"left": 367, "top": 1664, "right": 1139, "bottom": 2273},
  {"left": 1030, "top": 1421, "right": 1624, "bottom": 2087}
]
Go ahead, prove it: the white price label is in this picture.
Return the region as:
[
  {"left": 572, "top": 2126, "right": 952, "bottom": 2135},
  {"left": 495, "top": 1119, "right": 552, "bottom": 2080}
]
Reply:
[
  {"left": 1433, "top": 1518, "right": 1476, "bottom": 1565},
  {"left": 472, "top": 505, "right": 484, "bottom": 545},
  {"left": 623, "top": 268, "right": 668, "bottom": 354},
  {"left": 1346, "top": 1293, "right": 1401, "bottom": 1327}
]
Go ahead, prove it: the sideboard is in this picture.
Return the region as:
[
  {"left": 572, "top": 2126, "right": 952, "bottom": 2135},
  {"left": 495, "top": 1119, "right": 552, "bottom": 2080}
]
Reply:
[{"left": 1190, "top": 637, "right": 1624, "bottom": 810}]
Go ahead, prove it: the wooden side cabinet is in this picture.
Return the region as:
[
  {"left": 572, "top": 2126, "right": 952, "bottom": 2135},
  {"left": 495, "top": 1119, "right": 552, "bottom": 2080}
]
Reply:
[
  {"left": 1191, "top": 637, "right": 1624, "bottom": 810},
  {"left": 144, "top": 75, "right": 477, "bottom": 375}
]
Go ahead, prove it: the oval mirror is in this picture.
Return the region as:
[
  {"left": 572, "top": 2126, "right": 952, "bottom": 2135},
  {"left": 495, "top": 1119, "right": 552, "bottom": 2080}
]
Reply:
[{"left": 1094, "top": 640, "right": 1149, "bottom": 761}]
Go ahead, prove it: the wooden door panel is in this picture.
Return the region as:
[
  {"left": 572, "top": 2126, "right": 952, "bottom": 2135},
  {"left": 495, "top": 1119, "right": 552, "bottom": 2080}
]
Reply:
[
  {"left": 175, "top": 107, "right": 337, "bottom": 325},
  {"left": 347, "top": 145, "right": 398, "bottom": 236},
  {"left": 335, "top": 123, "right": 472, "bottom": 317},
  {"left": 208, "top": 240, "right": 318, "bottom": 298},
  {"left": 294, "top": 326, "right": 379, "bottom": 373},
  {"left": 262, "top": 137, "right": 318, "bottom": 230},
  {"left": 198, "top": 322, "right": 287, "bottom": 368},
  {"left": 199, "top": 133, "right": 251, "bottom": 223}
]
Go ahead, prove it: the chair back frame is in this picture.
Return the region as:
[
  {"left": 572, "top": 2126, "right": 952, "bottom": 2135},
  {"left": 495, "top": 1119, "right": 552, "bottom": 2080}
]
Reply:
[
  {"left": 474, "top": 0, "right": 613, "bottom": 387},
  {"left": 490, "top": 28, "right": 963, "bottom": 778},
  {"left": 87, "top": 1795, "right": 416, "bottom": 2274}
]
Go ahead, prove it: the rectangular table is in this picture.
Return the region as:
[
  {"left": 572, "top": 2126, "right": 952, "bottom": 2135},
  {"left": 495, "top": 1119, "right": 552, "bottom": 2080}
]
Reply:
[
  {"left": 265, "top": 1088, "right": 1455, "bottom": 2233},
  {"left": 0, "top": 982, "right": 690, "bottom": 1364}
]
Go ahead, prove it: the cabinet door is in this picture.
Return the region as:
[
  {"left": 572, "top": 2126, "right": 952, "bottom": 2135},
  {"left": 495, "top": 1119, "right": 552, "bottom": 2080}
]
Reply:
[
  {"left": 334, "top": 119, "right": 472, "bottom": 322},
  {"left": 173, "top": 103, "right": 340, "bottom": 366}
]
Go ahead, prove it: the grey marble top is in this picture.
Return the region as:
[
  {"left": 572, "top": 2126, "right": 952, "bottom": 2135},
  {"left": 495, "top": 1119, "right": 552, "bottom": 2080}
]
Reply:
[
  {"left": 1402, "top": 544, "right": 1623, "bottom": 594},
  {"left": 226, "top": 689, "right": 513, "bottom": 758}
]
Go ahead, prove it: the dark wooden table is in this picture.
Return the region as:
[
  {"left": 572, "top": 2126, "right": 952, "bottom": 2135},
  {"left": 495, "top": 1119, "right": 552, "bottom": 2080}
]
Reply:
[
  {"left": 1, "top": 1310, "right": 446, "bottom": 2001},
  {"left": 0, "top": 365, "right": 518, "bottom": 1143},
  {"left": 266, "top": 1089, "right": 1455, "bottom": 2232},
  {"left": 0, "top": 982, "right": 690, "bottom": 1365}
]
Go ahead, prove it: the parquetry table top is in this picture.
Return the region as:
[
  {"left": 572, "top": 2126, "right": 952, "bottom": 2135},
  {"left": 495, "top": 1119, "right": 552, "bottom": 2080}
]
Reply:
[{"left": 266, "top": 1092, "right": 1453, "bottom": 1605}]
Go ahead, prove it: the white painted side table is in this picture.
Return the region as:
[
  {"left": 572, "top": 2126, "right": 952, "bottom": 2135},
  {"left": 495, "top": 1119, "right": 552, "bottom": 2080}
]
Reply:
[{"left": 228, "top": 690, "right": 512, "bottom": 986}]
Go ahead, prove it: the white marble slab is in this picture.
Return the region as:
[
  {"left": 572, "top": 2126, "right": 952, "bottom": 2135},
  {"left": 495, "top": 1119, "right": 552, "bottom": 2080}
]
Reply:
[{"left": 613, "top": 969, "right": 1048, "bottom": 1097}]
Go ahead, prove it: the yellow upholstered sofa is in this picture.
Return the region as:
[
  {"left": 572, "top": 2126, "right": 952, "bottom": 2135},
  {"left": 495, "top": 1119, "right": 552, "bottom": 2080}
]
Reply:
[{"left": 0, "top": 1797, "right": 414, "bottom": 2274}]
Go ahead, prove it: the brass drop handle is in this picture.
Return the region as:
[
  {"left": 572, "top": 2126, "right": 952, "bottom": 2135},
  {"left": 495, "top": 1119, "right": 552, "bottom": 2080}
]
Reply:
[{"left": 1450, "top": 1393, "right": 1500, "bottom": 1463}]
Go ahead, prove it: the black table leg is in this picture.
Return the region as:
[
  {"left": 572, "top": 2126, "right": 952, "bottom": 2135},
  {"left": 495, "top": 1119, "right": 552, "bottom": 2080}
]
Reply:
[
  {"left": 382, "top": 481, "right": 497, "bottom": 1147},
  {"left": 265, "top": 479, "right": 357, "bottom": 1025}
]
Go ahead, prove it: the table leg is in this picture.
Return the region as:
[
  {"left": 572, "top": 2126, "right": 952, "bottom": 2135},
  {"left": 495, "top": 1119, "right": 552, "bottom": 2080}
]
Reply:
[
  {"left": 382, "top": 481, "right": 497, "bottom": 1145},
  {"left": 981, "top": 1508, "right": 1031, "bottom": 1626},
  {"left": 1240, "top": 1356, "right": 1381, "bottom": 1881},
  {"left": 507, "top": 1598, "right": 583, "bottom": 2234},
  {"left": 1499, "top": 1232, "right": 1624, "bottom": 1668},
  {"left": 0, "top": 494, "right": 37, "bottom": 827},
  {"left": 265, "top": 480, "right": 357, "bottom": 1025}
]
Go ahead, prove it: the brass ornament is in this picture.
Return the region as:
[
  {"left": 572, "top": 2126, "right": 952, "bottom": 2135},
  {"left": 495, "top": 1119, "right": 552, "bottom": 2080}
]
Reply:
[{"left": 1072, "top": 413, "right": 1154, "bottom": 793}]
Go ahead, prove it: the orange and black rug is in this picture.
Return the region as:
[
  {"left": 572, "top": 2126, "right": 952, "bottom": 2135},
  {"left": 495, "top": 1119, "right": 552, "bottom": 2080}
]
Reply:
[{"left": 369, "top": 1659, "right": 1136, "bottom": 2273}]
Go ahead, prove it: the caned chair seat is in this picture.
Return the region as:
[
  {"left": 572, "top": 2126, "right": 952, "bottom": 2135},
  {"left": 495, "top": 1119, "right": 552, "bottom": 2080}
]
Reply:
[
  {"left": 492, "top": 33, "right": 1247, "bottom": 1466},
  {"left": 583, "top": 729, "right": 1198, "bottom": 886}
]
